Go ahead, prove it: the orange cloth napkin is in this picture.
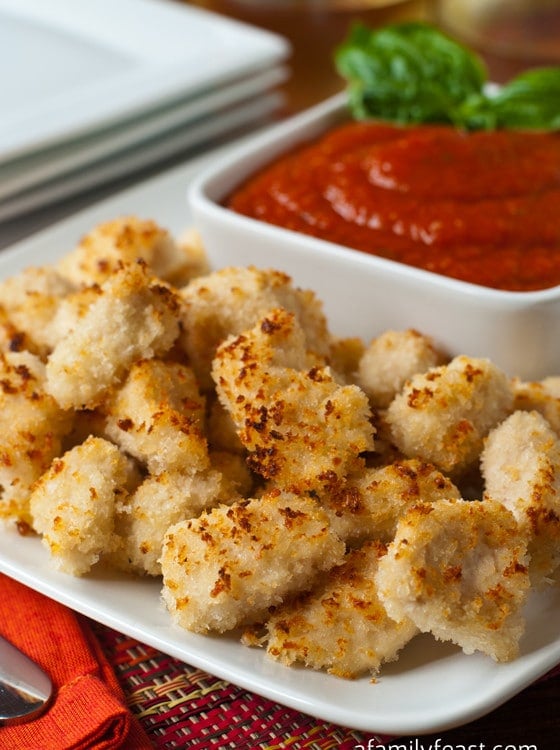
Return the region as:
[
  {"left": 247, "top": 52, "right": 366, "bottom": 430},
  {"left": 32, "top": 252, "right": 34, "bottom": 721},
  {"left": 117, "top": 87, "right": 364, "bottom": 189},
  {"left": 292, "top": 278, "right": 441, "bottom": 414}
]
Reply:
[{"left": 0, "top": 573, "right": 152, "bottom": 750}]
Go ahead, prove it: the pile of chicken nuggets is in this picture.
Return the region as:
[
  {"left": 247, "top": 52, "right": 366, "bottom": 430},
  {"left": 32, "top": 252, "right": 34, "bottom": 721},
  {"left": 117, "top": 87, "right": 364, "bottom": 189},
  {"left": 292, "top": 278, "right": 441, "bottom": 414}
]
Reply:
[{"left": 1, "top": 216, "right": 559, "bottom": 680}]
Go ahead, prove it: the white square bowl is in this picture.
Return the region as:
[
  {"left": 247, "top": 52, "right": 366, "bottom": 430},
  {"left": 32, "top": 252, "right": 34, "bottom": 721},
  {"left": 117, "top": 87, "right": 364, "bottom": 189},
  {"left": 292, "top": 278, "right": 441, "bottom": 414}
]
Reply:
[{"left": 188, "top": 93, "right": 560, "bottom": 382}]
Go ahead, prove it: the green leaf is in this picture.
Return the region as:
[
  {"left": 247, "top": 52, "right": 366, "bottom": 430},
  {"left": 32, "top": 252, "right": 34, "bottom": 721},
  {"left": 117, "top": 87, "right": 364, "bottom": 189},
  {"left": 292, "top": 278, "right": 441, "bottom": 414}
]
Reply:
[
  {"left": 334, "top": 22, "right": 560, "bottom": 130},
  {"left": 334, "top": 22, "right": 488, "bottom": 125},
  {"left": 490, "top": 68, "right": 560, "bottom": 129}
]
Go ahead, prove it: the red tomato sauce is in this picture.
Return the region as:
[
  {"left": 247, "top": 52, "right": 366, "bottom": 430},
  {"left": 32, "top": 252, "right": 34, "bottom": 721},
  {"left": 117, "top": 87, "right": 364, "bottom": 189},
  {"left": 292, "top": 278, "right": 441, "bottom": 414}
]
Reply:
[{"left": 226, "top": 121, "right": 560, "bottom": 291}]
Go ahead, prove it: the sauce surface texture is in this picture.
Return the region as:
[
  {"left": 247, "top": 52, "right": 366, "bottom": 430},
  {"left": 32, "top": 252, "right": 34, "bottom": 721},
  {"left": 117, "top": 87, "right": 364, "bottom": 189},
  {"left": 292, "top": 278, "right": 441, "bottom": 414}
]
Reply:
[{"left": 227, "top": 121, "right": 560, "bottom": 291}]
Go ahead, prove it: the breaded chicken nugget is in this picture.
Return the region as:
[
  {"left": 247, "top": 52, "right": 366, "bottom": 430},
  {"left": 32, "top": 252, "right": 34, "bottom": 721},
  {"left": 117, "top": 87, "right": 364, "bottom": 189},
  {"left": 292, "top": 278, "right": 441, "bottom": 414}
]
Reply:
[
  {"left": 481, "top": 410, "right": 560, "bottom": 583},
  {"left": 0, "top": 304, "right": 34, "bottom": 354},
  {"left": 206, "top": 394, "right": 246, "bottom": 455},
  {"left": 174, "top": 227, "right": 211, "bottom": 285},
  {"left": 264, "top": 540, "right": 418, "bottom": 678},
  {"left": 386, "top": 355, "right": 513, "bottom": 476},
  {"left": 212, "top": 308, "right": 374, "bottom": 493},
  {"left": 324, "top": 459, "right": 461, "bottom": 545},
  {"left": 103, "top": 358, "right": 208, "bottom": 475},
  {"left": 45, "top": 286, "right": 104, "bottom": 350},
  {"left": 327, "top": 336, "right": 365, "bottom": 384},
  {"left": 357, "top": 329, "right": 446, "bottom": 408},
  {"left": 57, "top": 216, "right": 201, "bottom": 287},
  {"left": 179, "top": 266, "right": 331, "bottom": 389},
  {"left": 376, "top": 498, "right": 530, "bottom": 662},
  {"left": 511, "top": 377, "right": 560, "bottom": 435},
  {"left": 45, "top": 262, "right": 181, "bottom": 409},
  {"left": 0, "top": 266, "right": 74, "bottom": 355},
  {"left": 207, "top": 450, "right": 254, "bottom": 500},
  {"left": 160, "top": 490, "right": 345, "bottom": 633},
  {"left": 29, "top": 436, "right": 133, "bottom": 576},
  {"left": 111, "top": 450, "right": 252, "bottom": 577},
  {"left": 0, "top": 351, "right": 73, "bottom": 524},
  {"left": 110, "top": 453, "right": 252, "bottom": 576},
  {"left": 110, "top": 468, "right": 221, "bottom": 576}
]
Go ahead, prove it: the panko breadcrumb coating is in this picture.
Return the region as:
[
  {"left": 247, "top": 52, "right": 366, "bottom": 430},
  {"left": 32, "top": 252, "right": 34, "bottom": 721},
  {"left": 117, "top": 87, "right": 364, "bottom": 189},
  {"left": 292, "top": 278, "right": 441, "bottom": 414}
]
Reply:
[
  {"left": 376, "top": 498, "right": 530, "bottom": 662},
  {"left": 103, "top": 358, "right": 208, "bottom": 475},
  {"left": 0, "top": 303, "right": 34, "bottom": 354},
  {"left": 56, "top": 216, "right": 205, "bottom": 288},
  {"left": 511, "top": 377, "right": 560, "bottom": 435},
  {"left": 206, "top": 395, "right": 246, "bottom": 455},
  {"left": 160, "top": 490, "right": 345, "bottom": 633},
  {"left": 179, "top": 266, "right": 331, "bottom": 389},
  {"left": 111, "top": 467, "right": 227, "bottom": 576},
  {"left": 45, "top": 261, "right": 181, "bottom": 409},
  {"left": 0, "top": 351, "right": 73, "bottom": 524},
  {"left": 29, "top": 436, "right": 133, "bottom": 576},
  {"left": 110, "top": 451, "right": 253, "bottom": 577},
  {"left": 327, "top": 336, "right": 365, "bottom": 383},
  {"left": 212, "top": 308, "right": 374, "bottom": 493},
  {"left": 0, "top": 266, "right": 74, "bottom": 355},
  {"left": 386, "top": 355, "right": 513, "bottom": 476},
  {"left": 264, "top": 540, "right": 418, "bottom": 678},
  {"left": 357, "top": 329, "right": 446, "bottom": 408},
  {"left": 45, "top": 286, "right": 104, "bottom": 351},
  {"left": 481, "top": 410, "right": 560, "bottom": 584},
  {"left": 324, "top": 458, "right": 461, "bottom": 545},
  {"left": 2, "top": 212, "right": 559, "bottom": 682}
]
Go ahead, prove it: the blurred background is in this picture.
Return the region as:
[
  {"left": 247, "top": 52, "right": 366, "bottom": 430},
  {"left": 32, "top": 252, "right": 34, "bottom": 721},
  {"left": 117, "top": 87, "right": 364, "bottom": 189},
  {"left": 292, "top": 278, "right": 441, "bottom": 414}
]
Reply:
[{"left": 187, "top": 0, "right": 560, "bottom": 112}]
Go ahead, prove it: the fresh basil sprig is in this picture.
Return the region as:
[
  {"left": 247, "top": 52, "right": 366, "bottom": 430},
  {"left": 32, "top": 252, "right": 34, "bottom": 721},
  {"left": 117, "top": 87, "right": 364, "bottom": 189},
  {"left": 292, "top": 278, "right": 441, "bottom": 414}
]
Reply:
[{"left": 334, "top": 22, "right": 560, "bottom": 130}]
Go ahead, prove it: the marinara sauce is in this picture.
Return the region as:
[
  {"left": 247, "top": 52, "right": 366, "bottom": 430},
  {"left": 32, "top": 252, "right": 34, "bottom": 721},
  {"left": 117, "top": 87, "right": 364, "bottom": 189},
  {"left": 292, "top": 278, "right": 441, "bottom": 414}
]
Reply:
[{"left": 227, "top": 121, "right": 560, "bottom": 291}]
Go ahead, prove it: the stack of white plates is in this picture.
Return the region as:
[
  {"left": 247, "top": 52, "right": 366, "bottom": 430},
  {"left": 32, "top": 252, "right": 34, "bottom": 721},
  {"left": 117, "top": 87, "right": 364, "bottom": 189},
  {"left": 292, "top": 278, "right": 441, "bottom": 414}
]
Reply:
[{"left": 0, "top": 0, "right": 290, "bottom": 222}]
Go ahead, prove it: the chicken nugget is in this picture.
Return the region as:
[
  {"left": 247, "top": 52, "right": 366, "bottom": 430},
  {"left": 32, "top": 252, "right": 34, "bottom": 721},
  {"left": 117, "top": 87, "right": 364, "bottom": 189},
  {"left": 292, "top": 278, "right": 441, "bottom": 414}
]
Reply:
[
  {"left": 45, "top": 262, "right": 181, "bottom": 409},
  {"left": 57, "top": 216, "right": 200, "bottom": 287},
  {"left": 46, "top": 286, "right": 104, "bottom": 350},
  {"left": 511, "top": 377, "right": 560, "bottom": 435},
  {"left": 0, "top": 351, "right": 73, "bottom": 524},
  {"left": 0, "top": 266, "right": 74, "bottom": 355},
  {"left": 376, "top": 498, "right": 530, "bottom": 662},
  {"left": 112, "top": 450, "right": 252, "bottom": 577},
  {"left": 264, "top": 540, "right": 418, "bottom": 679},
  {"left": 206, "top": 394, "right": 246, "bottom": 455},
  {"left": 386, "top": 355, "right": 513, "bottom": 476},
  {"left": 29, "top": 436, "right": 133, "bottom": 576},
  {"left": 110, "top": 465, "right": 232, "bottom": 577},
  {"left": 103, "top": 358, "right": 208, "bottom": 475},
  {"left": 179, "top": 266, "right": 331, "bottom": 389},
  {"left": 0, "top": 304, "right": 33, "bottom": 354},
  {"left": 212, "top": 308, "right": 374, "bottom": 494},
  {"left": 324, "top": 459, "right": 461, "bottom": 545},
  {"left": 327, "top": 336, "right": 365, "bottom": 384},
  {"left": 160, "top": 490, "right": 345, "bottom": 633},
  {"left": 481, "top": 409, "right": 560, "bottom": 583},
  {"left": 357, "top": 329, "right": 446, "bottom": 408},
  {"left": 207, "top": 450, "right": 254, "bottom": 499}
]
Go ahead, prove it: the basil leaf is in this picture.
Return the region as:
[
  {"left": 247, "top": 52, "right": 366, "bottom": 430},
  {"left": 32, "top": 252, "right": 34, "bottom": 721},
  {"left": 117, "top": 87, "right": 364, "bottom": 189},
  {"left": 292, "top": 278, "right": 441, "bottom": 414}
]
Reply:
[
  {"left": 489, "top": 68, "right": 560, "bottom": 129},
  {"left": 335, "top": 22, "right": 487, "bottom": 125},
  {"left": 334, "top": 22, "right": 560, "bottom": 131}
]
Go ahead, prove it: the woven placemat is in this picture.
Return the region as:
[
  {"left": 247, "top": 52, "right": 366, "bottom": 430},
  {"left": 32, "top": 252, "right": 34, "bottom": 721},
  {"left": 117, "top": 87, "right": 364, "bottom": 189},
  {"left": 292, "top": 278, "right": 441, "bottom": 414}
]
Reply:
[
  {"left": 92, "top": 619, "right": 560, "bottom": 749},
  {"left": 91, "top": 620, "right": 391, "bottom": 749}
]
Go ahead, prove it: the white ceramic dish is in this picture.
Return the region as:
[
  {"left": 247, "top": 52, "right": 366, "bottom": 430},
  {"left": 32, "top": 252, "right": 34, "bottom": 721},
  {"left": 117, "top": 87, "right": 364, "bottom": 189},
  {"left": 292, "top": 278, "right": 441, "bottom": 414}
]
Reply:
[
  {"left": 0, "top": 148, "right": 559, "bottom": 737},
  {"left": 0, "top": 92, "right": 283, "bottom": 223},
  {"left": 0, "top": 66, "right": 288, "bottom": 204},
  {"left": 188, "top": 93, "right": 560, "bottom": 382},
  {"left": 0, "top": 0, "right": 289, "bottom": 162}
]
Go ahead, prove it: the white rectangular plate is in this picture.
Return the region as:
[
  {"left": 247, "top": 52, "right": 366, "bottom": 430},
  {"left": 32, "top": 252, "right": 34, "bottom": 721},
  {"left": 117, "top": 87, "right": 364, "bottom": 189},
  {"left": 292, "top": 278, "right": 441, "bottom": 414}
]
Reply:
[
  {"left": 0, "top": 0, "right": 289, "bottom": 161},
  {"left": 0, "top": 66, "right": 287, "bottom": 204},
  {"left": 0, "top": 92, "right": 283, "bottom": 223},
  {"left": 0, "top": 150, "right": 559, "bottom": 736}
]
